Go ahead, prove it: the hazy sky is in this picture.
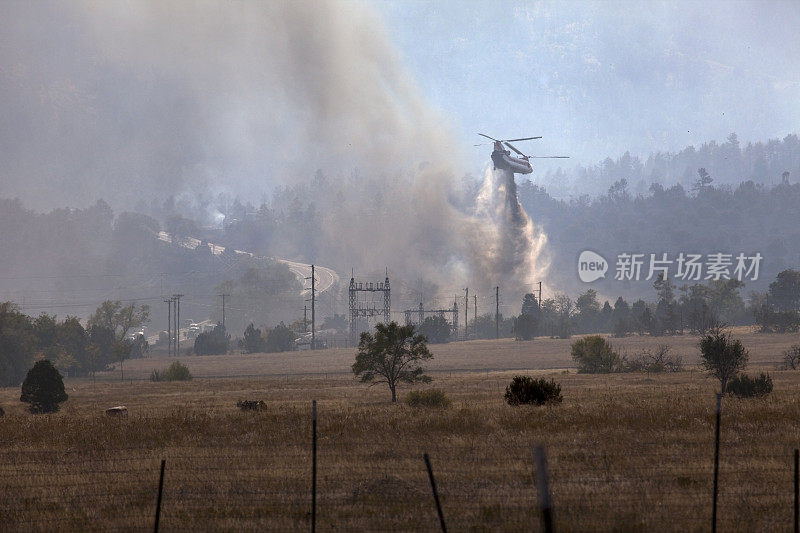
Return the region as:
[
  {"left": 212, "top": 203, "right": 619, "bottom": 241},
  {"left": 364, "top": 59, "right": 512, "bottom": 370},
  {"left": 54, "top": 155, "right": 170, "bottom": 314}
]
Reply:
[
  {"left": 1, "top": 0, "right": 798, "bottom": 210},
  {"left": 374, "top": 0, "right": 800, "bottom": 171}
]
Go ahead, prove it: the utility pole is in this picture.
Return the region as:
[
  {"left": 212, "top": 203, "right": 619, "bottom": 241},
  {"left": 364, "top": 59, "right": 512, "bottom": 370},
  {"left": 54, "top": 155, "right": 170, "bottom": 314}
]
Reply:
[
  {"left": 464, "top": 288, "right": 469, "bottom": 340},
  {"left": 538, "top": 281, "right": 543, "bottom": 311},
  {"left": 164, "top": 299, "right": 172, "bottom": 356},
  {"left": 495, "top": 286, "right": 499, "bottom": 339},
  {"left": 306, "top": 265, "right": 316, "bottom": 350},
  {"left": 219, "top": 293, "right": 229, "bottom": 329},
  {"left": 171, "top": 296, "right": 177, "bottom": 356},
  {"left": 474, "top": 294, "right": 477, "bottom": 328},
  {"left": 173, "top": 294, "right": 183, "bottom": 356},
  {"left": 312, "top": 265, "right": 316, "bottom": 350}
]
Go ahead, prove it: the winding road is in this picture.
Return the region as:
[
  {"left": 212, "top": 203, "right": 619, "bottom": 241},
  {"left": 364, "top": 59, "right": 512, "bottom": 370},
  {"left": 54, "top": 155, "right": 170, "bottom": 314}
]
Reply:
[{"left": 155, "top": 231, "right": 340, "bottom": 295}]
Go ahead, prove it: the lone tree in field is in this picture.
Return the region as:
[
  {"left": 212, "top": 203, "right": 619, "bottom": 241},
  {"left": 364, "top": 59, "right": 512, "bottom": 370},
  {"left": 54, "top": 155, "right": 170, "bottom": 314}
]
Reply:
[
  {"left": 20, "top": 359, "right": 68, "bottom": 413},
  {"left": 352, "top": 322, "right": 432, "bottom": 402},
  {"left": 699, "top": 328, "right": 748, "bottom": 394}
]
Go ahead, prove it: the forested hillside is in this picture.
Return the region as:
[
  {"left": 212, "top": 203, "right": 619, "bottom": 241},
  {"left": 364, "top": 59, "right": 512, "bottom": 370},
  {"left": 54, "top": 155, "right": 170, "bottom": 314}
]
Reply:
[
  {"left": 518, "top": 175, "right": 800, "bottom": 300},
  {"left": 540, "top": 133, "right": 800, "bottom": 198}
]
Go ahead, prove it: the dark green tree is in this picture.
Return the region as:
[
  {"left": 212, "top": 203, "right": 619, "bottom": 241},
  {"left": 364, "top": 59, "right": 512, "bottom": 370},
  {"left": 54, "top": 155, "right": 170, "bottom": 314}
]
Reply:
[
  {"left": 521, "top": 293, "right": 540, "bottom": 317},
  {"left": 194, "top": 324, "right": 230, "bottom": 355},
  {"left": 654, "top": 274, "right": 680, "bottom": 334},
  {"left": 630, "top": 299, "right": 648, "bottom": 334},
  {"left": 57, "top": 316, "right": 89, "bottom": 374},
  {"left": 693, "top": 167, "right": 713, "bottom": 192},
  {"left": 87, "top": 325, "right": 116, "bottom": 370},
  {"left": 681, "top": 284, "right": 719, "bottom": 334},
  {"left": 32, "top": 313, "right": 59, "bottom": 350},
  {"left": 418, "top": 315, "right": 452, "bottom": 344},
  {"left": 707, "top": 279, "right": 746, "bottom": 324},
  {"left": 265, "top": 322, "right": 295, "bottom": 353},
  {"left": 699, "top": 328, "right": 749, "bottom": 393},
  {"left": 243, "top": 323, "right": 266, "bottom": 353},
  {"left": 576, "top": 289, "right": 601, "bottom": 332},
  {"left": 113, "top": 340, "right": 132, "bottom": 380},
  {"left": 352, "top": 322, "right": 432, "bottom": 402},
  {"left": 0, "top": 302, "right": 37, "bottom": 387},
  {"left": 513, "top": 313, "right": 538, "bottom": 340},
  {"left": 599, "top": 301, "right": 614, "bottom": 331},
  {"left": 769, "top": 270, "right": 800, "bottom": 311},
  {"left": 321, "top": 314, "right": 348, "bottom": 333},
  {"left": 20, "top": 359, "right": 68, "bottom": 413},
  {"left": 612, "top": 297, "right": 631, "bottom": 337}
]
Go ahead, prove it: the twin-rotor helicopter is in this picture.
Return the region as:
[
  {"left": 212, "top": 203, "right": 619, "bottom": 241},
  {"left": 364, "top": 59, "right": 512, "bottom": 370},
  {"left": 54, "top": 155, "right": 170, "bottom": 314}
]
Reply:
[{"left": 477, "top": 133, "right": 568, "bottom": 175}]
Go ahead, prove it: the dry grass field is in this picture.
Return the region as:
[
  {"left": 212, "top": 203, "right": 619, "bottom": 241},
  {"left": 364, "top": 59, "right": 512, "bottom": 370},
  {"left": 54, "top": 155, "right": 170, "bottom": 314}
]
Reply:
[
  {"left": 117, "top": 327, "right": 798, "bottom": 381},
  {"left": 1, "top": 330, "right": 799, "bottom": 531}
]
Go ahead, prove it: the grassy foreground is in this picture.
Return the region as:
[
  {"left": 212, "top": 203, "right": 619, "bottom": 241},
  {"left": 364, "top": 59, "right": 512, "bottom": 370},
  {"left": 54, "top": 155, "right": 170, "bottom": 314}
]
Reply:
[
  {"left": 2, "top": 359, "right": 800, "bottom": 531},
  {"left": 1, "top": 331, "right": 799, "bottom": 531}
]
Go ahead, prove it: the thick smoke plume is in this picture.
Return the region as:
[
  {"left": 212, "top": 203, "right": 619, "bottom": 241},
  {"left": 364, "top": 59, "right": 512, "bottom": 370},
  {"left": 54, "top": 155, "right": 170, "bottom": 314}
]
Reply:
[
  {"left": 473, "top": 168, "right": 548, "bottom": 291},
  {"left": 0, "top": 1, "right": 547, "bottom": 299}
]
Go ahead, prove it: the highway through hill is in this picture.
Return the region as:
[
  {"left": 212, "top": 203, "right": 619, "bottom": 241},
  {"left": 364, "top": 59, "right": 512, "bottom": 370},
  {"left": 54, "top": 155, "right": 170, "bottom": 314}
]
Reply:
[
  {"left": 152, "top": 231, "right": 340, "bottom": 343},
  {"left": 155, "top": 231, "right": 340, "bottom": 295}
]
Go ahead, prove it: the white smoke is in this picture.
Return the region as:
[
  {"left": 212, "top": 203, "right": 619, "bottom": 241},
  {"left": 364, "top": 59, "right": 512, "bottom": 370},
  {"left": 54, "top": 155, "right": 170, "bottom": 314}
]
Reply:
[
  {"left": 0, "top": 0, "right": 548, "bottom": 299},
  {"left": 472, "top": 167, "right": 549, "bottom": 291}
]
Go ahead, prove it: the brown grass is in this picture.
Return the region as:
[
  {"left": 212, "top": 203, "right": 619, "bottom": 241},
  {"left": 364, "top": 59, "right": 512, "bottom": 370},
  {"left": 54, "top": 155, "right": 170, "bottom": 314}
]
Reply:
[
  {"left": 1, "top": 331, "right": 799, "bottom": 531},
  {"left": 119, "top": 327, "right": 800, "bottom": 380}
]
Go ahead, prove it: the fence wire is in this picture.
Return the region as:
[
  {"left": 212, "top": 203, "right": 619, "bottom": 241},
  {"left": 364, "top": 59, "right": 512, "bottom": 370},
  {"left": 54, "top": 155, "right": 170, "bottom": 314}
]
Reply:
[{"left": 1, "top": 440, "right": 798, "bottom": 532}]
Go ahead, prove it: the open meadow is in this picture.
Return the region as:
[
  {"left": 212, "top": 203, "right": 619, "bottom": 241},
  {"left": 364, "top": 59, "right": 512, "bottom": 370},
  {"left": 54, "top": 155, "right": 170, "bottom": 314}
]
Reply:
[
  {"left": 1, "top": 330, "right": 800, "bottom": 531},
  {"left": 117, "top": 327, "right": 796, "bottom": 380}
]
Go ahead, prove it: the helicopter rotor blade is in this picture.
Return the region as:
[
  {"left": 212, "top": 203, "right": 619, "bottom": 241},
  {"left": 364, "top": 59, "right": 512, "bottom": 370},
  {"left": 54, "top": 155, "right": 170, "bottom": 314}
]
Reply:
[
  {"left": 504, "top": 136, "right": 542, "bottom": 142},
  {"left": 477, "top": 133, "right": 499, "bottom": 142},
  {"left": 503, "top": 142, "right": 526, "bottom": 157},
  {"left": 529, "top": 156, "right": 570, "bottom": 159}
]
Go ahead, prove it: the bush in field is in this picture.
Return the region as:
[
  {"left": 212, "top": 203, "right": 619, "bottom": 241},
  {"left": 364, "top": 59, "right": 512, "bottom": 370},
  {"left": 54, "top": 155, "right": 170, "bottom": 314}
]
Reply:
[
  {"left": 405, "top": 389, "right": 451, "bottom": 408},
  {"left": 504, "top": 375, "right": 562, "bottom": 406},
  {"left": 0, "top": 406, "right": 4, "bottom": 417},
  {"left": 726, "top": 373, "right": 773, "bottom": 398},
  {"left": 571, "top": 336, "right": 621, "bottom": 373},
  {"left": 624, "top": 345, "right": 683, "bottom": 373},
  {"left": 150, "top": 361, "right": 192, "bottom": 382},
  {"left": 20, "top": 359, "right": 68, "bottom": 413},
  {"left": 236, "top": 400, "right": 267, "bottom": 411},
  {"left": 781, "top": 345, "right": 800, "bottom": 370}
]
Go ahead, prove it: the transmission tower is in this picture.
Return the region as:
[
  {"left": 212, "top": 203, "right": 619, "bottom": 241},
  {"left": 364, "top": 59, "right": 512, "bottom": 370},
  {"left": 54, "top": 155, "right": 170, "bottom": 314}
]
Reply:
[{"left": 348, "top": 270, "right": 391, "bottom": 345}]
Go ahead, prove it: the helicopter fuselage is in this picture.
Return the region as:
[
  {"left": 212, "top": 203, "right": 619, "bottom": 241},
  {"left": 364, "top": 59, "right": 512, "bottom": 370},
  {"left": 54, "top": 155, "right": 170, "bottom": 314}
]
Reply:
[{"left": 491, "top": 141, "right": 532, "bottom": 174}]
